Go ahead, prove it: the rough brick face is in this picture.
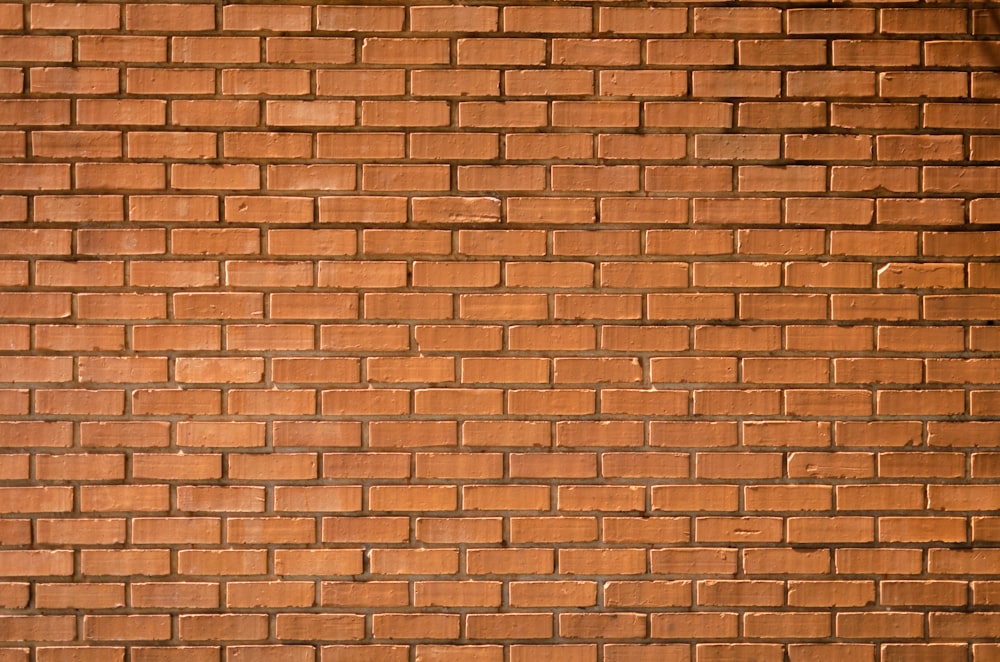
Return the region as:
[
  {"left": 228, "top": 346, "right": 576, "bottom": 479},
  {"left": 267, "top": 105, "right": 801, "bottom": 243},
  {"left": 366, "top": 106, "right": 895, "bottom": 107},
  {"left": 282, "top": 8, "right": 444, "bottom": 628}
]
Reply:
[{"left": 0, "top": 0, "right": 998, "bottom": 659}]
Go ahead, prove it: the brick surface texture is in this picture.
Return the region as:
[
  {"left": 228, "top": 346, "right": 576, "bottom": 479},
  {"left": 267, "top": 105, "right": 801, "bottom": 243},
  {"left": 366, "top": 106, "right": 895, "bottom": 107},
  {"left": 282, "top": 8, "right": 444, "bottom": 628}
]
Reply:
[{"left": 0, "top": 0, "right": 998, "bottom": 659}]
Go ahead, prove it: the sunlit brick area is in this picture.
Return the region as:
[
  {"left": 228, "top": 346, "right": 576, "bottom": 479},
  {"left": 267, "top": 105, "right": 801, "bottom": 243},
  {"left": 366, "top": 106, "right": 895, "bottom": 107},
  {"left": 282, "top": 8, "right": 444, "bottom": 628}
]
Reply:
[{"left": 1, "top": 1, "right": 999, "bottom": 660}]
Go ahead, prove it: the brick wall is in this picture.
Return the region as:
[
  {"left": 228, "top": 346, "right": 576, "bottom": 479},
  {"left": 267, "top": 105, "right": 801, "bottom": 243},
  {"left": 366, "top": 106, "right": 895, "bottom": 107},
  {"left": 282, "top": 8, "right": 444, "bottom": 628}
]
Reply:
[{"left": 1, "top": 1, "right": 999, "bottom": 660}]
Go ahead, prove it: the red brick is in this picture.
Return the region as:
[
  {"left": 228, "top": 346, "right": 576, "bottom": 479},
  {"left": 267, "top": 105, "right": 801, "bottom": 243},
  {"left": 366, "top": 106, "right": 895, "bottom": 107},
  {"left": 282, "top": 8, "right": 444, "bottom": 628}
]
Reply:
[
  {"left": 362, "top": 38, "right": 449, "bottom": 65},
  {"left": 266, "top": 164, "right": 357, "bottom": 193},
  {"left": 834, "top": 40, "right": 920, "bottom": 67},
  {"left": 223, "top": 5, "right": 310, "bottom": 32},
  {"left": 510, "top": 517, "right": 597, "bottom": 544},
  {"left": 130, "top": 261, "right": 218, "bottom": 289},
  {"left": 319, "top": 197, "right": 408, "bottom": 224},
  {"left": 275, "top": 614, "right": 364, "bottom": 642},
  {"left": 369, "top": 548, "right": 458, "bottom": 575},
  {"left": 411, "top": 6, "right": 498, "bottom": 32},
  {"left": 317, "top": 6, "right": 402, "bottom": 32},
  {"left": 172, "top": 100, "right": 259, "bottom": 127},
  {"left": 468, "top": 549, "right": 553, "bottom": 574},
  {"left": 463, "top": 484, "right": 549, "bottom": 512},
  {"left": 173, "top": 164, "right": 261, "bottom": 191},
  {"left": 506, "top": 71, "right": 594, "bottom": 99},
  {"left": 321, "top": 581, "right": 407, "bottom": 610},
  {"left": 831, "top": 105, "right": 920, "bottom": 133},
  {"left": 78, "top": 99, "right": 166, "bottom": 126},
  {"left": 458, "top": 165, "right": 545, "bottom": 192},
  {"left": 178, "top": 614, "right": 268, "bottom": 642},
  {"left": 123, "top": 3, "right": 213, "bottom": 31},
  {"left": 266, "top": 101, "right": 355, "bottom": 129},
  {"left": 457, "top": 38, "right": 545, "bottom": 66},
  {"left": 76, "top": 36, "right": 164, "bottom": 64},
  {"left": 125, "top": 68, "right": 215, "bottom": 95},
  {"left": 412, "top": 70, "right": 500, "bottom": 98},
  {"left": 264, "top": 232, "right": 352, "bottom": 259},
  {"left": 222, "top": 69, "right": 310, "bottom": 96},
  {"left": 789, "top": 71, "right": 877, "bottom": 99},
  {"left": 458, "top": 102, "right": 548, "bottom": 129},
  {"left": 416, "top": 518, "right": 502, "bottom": 544},
  {"left": 740, "top": 39, "right": 827, "bottom": 67}
]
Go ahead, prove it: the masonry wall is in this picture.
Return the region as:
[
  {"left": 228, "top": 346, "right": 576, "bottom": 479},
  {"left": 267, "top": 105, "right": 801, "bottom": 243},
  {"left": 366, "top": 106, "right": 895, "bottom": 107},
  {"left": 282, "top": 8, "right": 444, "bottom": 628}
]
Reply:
[{"left": 0, "top": 1, "right": 999, "bottom": 660}]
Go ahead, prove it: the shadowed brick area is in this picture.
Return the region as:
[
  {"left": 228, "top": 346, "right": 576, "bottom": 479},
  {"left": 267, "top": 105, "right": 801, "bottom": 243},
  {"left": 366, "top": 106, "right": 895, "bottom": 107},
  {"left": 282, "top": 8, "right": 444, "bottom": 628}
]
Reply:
[{"left": 0, "top": 1, "right": 998, "bottom": 660}]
